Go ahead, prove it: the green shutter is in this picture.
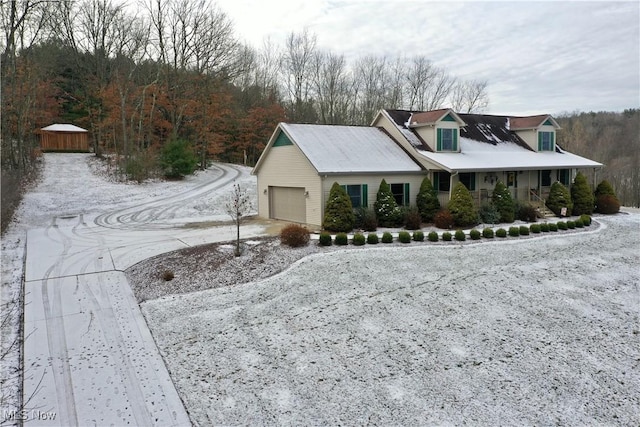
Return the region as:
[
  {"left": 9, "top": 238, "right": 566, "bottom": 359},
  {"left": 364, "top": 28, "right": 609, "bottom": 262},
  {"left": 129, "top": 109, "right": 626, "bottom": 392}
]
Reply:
[
  {"left": 433, "top": 173, "right": 439, "bottom": 191},
  {"left": 437, "top": 128, "right": 442, "bottom": 151},
  {"left": 538, "top": 132, "right": 543, "bottom": 151},
  {"left": 470, "top": 173, "right": 476, "bottom": 191},
  {"left": 362, "top": 184, "right": 368, "bottom": 208},
  {"left": 404, "top": 183, "right": 410, "bottom": 205},
  {"left": 551, "top": 132, "right": 555, "bottom": 150},
  {"left": 453, "top": 130, "right": 458, "bottom": 151}
]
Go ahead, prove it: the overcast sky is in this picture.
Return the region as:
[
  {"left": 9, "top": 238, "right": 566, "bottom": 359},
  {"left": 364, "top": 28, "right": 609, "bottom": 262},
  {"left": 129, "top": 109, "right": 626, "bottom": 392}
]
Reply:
[{"left": 213, "top": 0, "right": 639, "bottom": 116}]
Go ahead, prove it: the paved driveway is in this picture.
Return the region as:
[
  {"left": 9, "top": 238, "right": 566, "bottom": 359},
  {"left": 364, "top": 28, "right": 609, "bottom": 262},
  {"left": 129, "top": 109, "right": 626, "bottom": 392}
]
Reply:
[{"left": 22, "top": 161, "right": 265, "bottom": 426}]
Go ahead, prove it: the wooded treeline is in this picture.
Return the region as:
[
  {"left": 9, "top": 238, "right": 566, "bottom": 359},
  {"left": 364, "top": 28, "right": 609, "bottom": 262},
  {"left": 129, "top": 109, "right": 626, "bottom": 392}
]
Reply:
[
  {"left": 1, "top": 1, "right": 637, "bottom": 204},
  {"left": 556, "top": 109, "right": 639, "bottom": 208},
  {"left": 1, "top": 0, "right": 489, "bottom": 177}
]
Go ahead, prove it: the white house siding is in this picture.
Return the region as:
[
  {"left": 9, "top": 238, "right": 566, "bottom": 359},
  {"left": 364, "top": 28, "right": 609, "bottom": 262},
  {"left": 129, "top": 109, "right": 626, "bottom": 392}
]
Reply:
[
  {"left": 255, "top": 144, "right": 322, "bottom": 227},
  {"left": 321, "top": 173, "right": 425, "bottom": 215}
]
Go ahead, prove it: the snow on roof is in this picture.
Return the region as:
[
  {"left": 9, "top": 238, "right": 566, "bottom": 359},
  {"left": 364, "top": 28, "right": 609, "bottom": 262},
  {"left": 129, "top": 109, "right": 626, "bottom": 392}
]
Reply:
[
  {"left": 281, "top": 123, "right": 422, "bottom": 174},
  {"left": 41, "top": 124, "right": 88, "bottom": 132},
  {"left": 416, "top": 137, "right": 603, "bottom": 172}
]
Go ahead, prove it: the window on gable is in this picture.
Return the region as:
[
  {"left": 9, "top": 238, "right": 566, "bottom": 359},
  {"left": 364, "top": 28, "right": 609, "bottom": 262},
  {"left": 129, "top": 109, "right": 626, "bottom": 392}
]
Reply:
[
  {"left": 343, "top": 184, "right": 368, "bottom": 208},
  {"left": 390, "top": 183, "right": 410, "bottom": 206},
  {"left": 459, "top": 173, "right": 476, "bottom": 191},
  {"left": 433, "top": 171, "right": 451, "bottom": 192},
  {"left": 538, "top": 131, "right": 555, "bottom": 151},
  {"left": 437, "top": 128, "right": 458, "bottom": 152}
]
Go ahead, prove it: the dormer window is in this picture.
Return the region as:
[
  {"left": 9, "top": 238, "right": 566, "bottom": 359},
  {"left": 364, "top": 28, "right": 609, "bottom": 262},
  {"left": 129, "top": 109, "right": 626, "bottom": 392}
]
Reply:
[
  {"left": 437, "top": 128, "right": 458, "bottom": 151},
  {"left": 538, "top": 131, "right": 555, "bottom": 151}
]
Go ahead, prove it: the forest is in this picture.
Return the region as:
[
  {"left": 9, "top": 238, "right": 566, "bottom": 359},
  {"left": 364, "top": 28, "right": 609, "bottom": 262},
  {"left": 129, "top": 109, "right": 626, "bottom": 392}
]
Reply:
[{"left": 1, "top": 0, "right": 638, "bottom": 228}]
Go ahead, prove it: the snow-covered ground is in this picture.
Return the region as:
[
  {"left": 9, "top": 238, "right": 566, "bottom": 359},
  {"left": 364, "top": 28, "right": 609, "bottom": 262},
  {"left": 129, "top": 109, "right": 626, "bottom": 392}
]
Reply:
[
  {"left": 1, "top": 153, "right": 260, "bottom": 425},
  {"left": 142, "top": 212, "right": 640, "bottom": 425}
]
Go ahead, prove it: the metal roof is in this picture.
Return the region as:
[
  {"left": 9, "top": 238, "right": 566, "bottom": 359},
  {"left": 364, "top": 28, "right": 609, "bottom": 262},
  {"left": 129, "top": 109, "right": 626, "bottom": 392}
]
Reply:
[{"left": 41, "top": 124, "right": 88, "bottom": 132}]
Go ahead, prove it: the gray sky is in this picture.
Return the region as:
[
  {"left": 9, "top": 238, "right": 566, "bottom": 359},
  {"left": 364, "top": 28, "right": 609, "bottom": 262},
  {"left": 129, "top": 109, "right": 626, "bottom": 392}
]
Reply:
[{"left": 214, "top": 0, "right": 639, "bottom": 116}]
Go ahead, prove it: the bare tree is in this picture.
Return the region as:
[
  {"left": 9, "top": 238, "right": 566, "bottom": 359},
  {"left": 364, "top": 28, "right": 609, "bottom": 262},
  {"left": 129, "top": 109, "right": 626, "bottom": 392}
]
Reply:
[
  {"left": 280, "top": 28, "right": 317, "bottom": 122},
  {"left": 311, "top": 51, "right": 352, "bottom": 124},
  {"left": 450, "top": 79, "right": 489, "bottom": 113},
  {"left": 225, "top": 183, "right": 253, "bottom": 257}
]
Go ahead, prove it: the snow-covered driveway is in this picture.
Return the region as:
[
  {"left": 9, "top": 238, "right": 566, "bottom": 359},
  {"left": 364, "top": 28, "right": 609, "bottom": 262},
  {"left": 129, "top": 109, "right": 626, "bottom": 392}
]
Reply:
[{"left": 19, "top": 154, "right": 265, "bottom": 426}]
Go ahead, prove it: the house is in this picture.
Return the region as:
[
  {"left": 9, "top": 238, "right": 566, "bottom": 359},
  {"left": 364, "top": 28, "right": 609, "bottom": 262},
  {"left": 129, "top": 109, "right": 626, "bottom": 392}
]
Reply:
[
  {"left": 38, "top": 124, "right": 89, "bottom": 152},
  {"left": 252, "top": 109, "right": 602, "bottom": 228}
]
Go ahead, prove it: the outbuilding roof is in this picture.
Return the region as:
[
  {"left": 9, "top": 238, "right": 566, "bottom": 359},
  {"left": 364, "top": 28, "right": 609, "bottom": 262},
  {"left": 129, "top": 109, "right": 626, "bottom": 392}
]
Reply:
[
  {"left": 41, "top": 124, "right": 88, "bottom": 132},
  {"left": 277, "top": 123, "right": 423, "bottom": 174}
]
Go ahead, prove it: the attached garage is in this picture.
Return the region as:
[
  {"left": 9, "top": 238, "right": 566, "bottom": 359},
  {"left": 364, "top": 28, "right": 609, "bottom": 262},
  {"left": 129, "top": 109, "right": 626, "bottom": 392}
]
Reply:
[{"left": 269, "top": 186, "right": 306, "bottom": 223}]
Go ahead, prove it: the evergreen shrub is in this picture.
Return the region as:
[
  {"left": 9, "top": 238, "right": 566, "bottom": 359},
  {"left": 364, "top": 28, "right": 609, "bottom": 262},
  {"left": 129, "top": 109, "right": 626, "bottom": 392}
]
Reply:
[
  {"left": 323, "top": 182, "right": 355, "bottom": 232},
  {"left": 547, "top": 182, "right": 573, "bottom": 217},
  {"left": 574, "top": 219, "right": 584, "bottom": 228},
  {"left": 416, "top": 177, "right": 440, "bottom": 222},
  {"left": 160, "top": 139, "right": 198, "bottom": 179},
  {"left": 454, "top": 229, "right": 466, "bottom": 241},
  {"left": 375, "top": 179, "right": 402, "bottom": 227},
  {"left": 413, "top": 231, "right": 424, "bottom": 242},
  {"left": 549, "top": 223, "right": 558, "bottom": 232},
  {"left": 567, "top": 220, "right": 576, "bottom": 229},
  {"left": 434, "top": 209, "right": 454, "bottom": 229},
  {"left": 540, "top": 223, "right": 550, "bottom": 232},
  {"left": 479, "top": 203, "right": 500, "bottom": 224},
  {"left": 482, "top": 228, "right": 494, "bottom": 238},
  {"left": 335, "top": 233, "right": 348, "bottom": 245},
  {"left": 517, "top": 202, "right": 538, "bottom": 222},
  {"left": 428, "top": 231, "right": 439, "bottom": 242},
  {"left": 492, "top": 181, "right": 515, "bottom": 223},
  {"left": 381, "top": 232, "right": 393, "bottom": 243},
  {"left": 595, "top": 194, "right": 620, "bottom": 214},
  {"left": 352, "top": 233, "right": 366, "bottom": 246},
  {"left": 367, "top": 233, "right": 379, "bottom": 244},
  {"left": 442, "top": 232, "right": 452, "bottom": 241},
  {"left": 496, "top": 228, "right": 507, "bottom": 238},
  {"left": 571, "top": 172, "right": 595, "bottom": 215},
  {"left": 354, "top": 207, "right": 378, "bottom": 231},
  {"left": 508, "top": 226, "right": 520, "bottom": 237},
  {"left": 404, "top": 206, "right": 422, "bottom": 230},
  {"left": 580, "top": 214, "right": 592, "bottom": 226},
  {"left": 398, "top": 231, "right": 411, "bottom": 243},
  {"left": 448, "top": 182, "right": 479, "bottom": 227},
  {"left": 530, "top": 224, "right": 541, "bottom": 234},
  {"left": 557, "top": 221, "right": 567, "bottom": 230},
  {"left": 319, "top": 232, "right": 332, "bottom": 246},
  {"left": 519, "top": 225, "right": 530, "bottom": 236},
  {"left": 594, "top": 180, "right": 620, "bottom": 214},
  {"left": 470, "top": 229, "right": 481, "bottom": 240},
  {"left": 280, "top": 224, "right": 310, "bottom": 247}
]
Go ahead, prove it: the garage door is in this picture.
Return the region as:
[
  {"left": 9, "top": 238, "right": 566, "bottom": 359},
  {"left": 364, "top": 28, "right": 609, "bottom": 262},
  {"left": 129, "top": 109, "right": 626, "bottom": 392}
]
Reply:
[{"left": 270, "top": 186, "right": 306, "bottom": 223}]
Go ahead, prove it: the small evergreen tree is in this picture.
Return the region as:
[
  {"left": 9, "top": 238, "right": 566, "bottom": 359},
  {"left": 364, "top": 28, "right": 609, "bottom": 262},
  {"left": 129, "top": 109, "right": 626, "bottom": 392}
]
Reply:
[
  {"left": 547, "top": 181, "right": 573, "bottom": 216},
  {"left": 374, "top": 179, "right": 402, "bottom": 227},
  {"left": 491, "top": 181, "right": 515, "bottom": 223},
  {"left": 571, "top": 172, "right": 595, "bottom": 215},
  {"left": 160, "top": 139, "right": 198, "bottom": 178},
  {"left": 594, "top": 180, "right": 617, "bottom": 197},
  {"left": 323, "top": 182, "right": 355, "bottom": 232},
  {"left": 447, "top": 182, "right": 478, "bottom": 227},
  {"left": 416, "top": 177, "right": 440, "bottom": 222}
]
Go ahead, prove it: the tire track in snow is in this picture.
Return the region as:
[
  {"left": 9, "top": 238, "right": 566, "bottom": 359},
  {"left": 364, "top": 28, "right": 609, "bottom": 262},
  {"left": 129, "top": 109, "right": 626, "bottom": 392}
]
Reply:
[
  {"left": 94, "top": 163, "right": 242, "bottom": 230},
  {"left": 39, "top": 221, "right": 79, "bottom": 425}
]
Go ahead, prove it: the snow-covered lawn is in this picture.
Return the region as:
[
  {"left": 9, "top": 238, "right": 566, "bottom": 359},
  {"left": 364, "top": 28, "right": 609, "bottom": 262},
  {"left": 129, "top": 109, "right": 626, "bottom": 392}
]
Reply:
[{"left": 142, "top": 212, "right": 640, "bottom": 425}]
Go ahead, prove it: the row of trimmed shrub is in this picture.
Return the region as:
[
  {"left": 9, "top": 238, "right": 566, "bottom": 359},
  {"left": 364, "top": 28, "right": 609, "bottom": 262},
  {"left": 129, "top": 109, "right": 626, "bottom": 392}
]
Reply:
[{"left": 316, "top": 214, "right": 592, "bottom": 246}]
